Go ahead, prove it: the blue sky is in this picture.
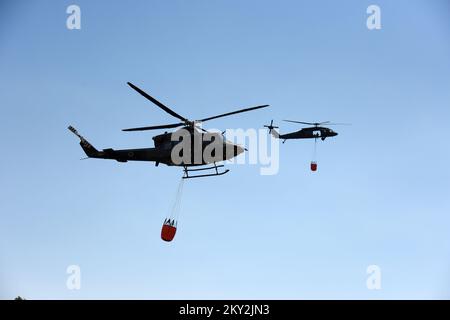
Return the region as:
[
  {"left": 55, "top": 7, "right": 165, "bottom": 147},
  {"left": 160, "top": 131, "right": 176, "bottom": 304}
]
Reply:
[{"left": 1, "top": 0, "right": 450, "bottom": 299}]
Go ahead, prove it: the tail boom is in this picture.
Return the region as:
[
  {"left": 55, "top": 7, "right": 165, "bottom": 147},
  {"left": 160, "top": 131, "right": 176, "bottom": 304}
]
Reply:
[
  {"left": 68, "top": 125, "right": 164, "bottom": 163},
  {"left": 68, "top": 125, "right": 100, "bottom": 158}
]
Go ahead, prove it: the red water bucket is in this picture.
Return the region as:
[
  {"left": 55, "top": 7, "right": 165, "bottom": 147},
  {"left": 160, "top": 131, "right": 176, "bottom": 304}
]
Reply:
[
  {"left": 310, "top": 161, "right": 317, "bottom": 172},
  {"left": 161, "top": 223, "right": 177, "bottom": 242}
]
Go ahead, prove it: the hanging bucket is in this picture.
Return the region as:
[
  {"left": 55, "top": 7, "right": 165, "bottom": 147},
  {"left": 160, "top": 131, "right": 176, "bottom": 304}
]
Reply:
[
  {"left": 310, "top": 161, "right": 317, "bottom": 172},
  {"left": 161, "top": 219, "right": 177, "bottom": 242}
]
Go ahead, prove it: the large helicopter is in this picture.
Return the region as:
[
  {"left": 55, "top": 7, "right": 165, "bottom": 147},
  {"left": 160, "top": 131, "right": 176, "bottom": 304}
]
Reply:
[
  {"left": 69, "top": 82, "right": 269, "bottom": 179},
  {"left": 264, "top": 120, "right": 348, "bottom": 143}
]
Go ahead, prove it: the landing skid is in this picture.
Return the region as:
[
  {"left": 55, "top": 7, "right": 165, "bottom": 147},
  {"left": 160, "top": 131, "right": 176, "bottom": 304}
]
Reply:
[{"left": 182, "top": 163, "right": 230, "bottom": 179}]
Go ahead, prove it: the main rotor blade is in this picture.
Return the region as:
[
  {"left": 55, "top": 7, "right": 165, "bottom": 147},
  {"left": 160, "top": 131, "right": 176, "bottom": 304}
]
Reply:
[
  {"left": 122, "top": 123, "right": 183, "bottom": 132},
  {"left": 127, "top": 82, "right": 188, "bottom": 122},
  {"left": 283, "top": 120, "right": 331, "bottom": 126},
  {"left": 196, "top": 126, "right": 209, "bottom": 133},
  {"left": 327, "top": 122, "right": 352, "bottom": 126},
  {"left": 283, "top": 120, "right": 315, "bottom": 125},
  {"left": 199, "top": 105, "right": 269, "bottom": 122}
]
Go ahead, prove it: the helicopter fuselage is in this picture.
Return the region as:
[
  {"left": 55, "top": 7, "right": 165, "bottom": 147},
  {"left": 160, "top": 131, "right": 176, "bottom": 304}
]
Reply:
[
  {"left": 71, "top": 126, "right": 243, "bottom": 167},
  {"left": 279, "top": 126, "right": 338, "bottom": 140}
]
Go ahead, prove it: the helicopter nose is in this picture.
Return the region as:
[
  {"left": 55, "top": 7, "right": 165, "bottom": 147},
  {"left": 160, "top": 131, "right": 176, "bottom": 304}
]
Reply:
[{"left": 234, "top": 144, "right": 245, "bottom": 156}]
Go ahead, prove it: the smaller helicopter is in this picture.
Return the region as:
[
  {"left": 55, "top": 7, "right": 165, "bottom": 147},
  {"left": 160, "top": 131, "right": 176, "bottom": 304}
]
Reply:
[
  {"left": 264, "top": 120, "right": 349, "bottom": 143},
  {"left": 264, "top": 119, "right": 349, "bottom": 172}
]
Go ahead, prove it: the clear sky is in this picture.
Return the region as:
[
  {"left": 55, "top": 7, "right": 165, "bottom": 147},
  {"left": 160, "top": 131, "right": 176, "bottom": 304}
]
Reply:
[{"left": 1, "top": 0, "right": 450, "bottom": 299}]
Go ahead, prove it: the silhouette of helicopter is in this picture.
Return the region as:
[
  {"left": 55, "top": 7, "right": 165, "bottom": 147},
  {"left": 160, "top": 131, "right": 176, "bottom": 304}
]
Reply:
[
  {"left": 264, "top": 120, "right": 349, "bottom": 143},
  {"left": 69, "top": 82, "right": 269, "bottom": 179}
]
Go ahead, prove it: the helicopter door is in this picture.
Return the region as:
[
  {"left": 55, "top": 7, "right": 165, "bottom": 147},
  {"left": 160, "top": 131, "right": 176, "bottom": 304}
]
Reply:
[{"left": 312, "top": 130, "right": 321, "bottom": 138}]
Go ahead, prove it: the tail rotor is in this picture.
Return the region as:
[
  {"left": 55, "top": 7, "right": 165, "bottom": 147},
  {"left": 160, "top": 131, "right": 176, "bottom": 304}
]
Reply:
[{"left": 264, "top": 120, "right": 279, "bottom": 134}]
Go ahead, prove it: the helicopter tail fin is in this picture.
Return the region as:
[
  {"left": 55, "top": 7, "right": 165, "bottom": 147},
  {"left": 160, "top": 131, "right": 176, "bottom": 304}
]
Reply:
[
  {"left": 270, "top": 128, "right": 280, "bottom": 139},
  {"left": 68, "top": 125, "right": 100, "bottom": 158}
]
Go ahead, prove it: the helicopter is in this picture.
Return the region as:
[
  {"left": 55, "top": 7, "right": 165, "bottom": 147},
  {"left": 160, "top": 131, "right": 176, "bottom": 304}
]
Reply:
[
  {"left": 264, "top": 120, "right": 348, "bottom": 143},
  {"left": 68, "top": 82, "right": 269, "bottom": 179},
  {"left": 264, "top": 119, "right": 349, "bottom": 172}
]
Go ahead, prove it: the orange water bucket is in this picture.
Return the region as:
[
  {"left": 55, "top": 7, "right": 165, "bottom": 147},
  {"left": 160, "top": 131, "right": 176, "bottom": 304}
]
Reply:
[{"left": 161, "top": 222, "right": 177, "bottom": 242}]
